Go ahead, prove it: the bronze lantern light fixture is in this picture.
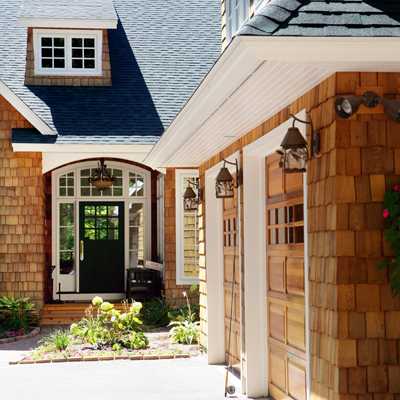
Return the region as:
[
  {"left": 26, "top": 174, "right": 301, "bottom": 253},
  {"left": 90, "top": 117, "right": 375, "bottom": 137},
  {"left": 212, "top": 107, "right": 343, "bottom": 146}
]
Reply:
[
  {"left": 276, "top": 114, "right": 320, "bottom": 174},
  {"left": 215, "top": 158, "right": 242, "bottom": 199},
  {"left": 88, "top": 158, "right": 117, "bottom": 190},
  {"left": 183, "top": 180, "right": 203, "bottom": 211},
  {"left": 334, "top": 91, "right": 400, "bottom": 124}
]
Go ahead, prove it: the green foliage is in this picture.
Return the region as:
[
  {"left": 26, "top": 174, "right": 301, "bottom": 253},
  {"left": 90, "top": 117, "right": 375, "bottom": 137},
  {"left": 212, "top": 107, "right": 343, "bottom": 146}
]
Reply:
[
  {"left": 38, "top": 328, "right": 71, "bottom": 351},
  {"left": 0, "top": 295, "right": 35, "bottom": 332},
  {"left": 70, "top": 297, "right": 148, "bottom": 349},
  {"left": 168, "top": 290, "right": 200, "bottom": 344},
  {"left": 379, "top": 186, "right": 400, "bottom": 297},
  {"left": 140, "top": 295, "right": 175, "bottom": 327},
  {"left": 168, "top": 284, "right": 200, "bottom": 322}
]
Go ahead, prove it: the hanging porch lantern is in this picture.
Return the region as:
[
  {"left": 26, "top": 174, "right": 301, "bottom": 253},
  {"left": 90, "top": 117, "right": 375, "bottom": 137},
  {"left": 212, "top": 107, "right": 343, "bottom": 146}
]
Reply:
[
  {"left": 277, "top": 114, "right": 319, "bottom": 173},
  {"left": 183, "top": 180, "right": 202, "bottom": 211},
  {"left": 88, "top": 158, "right": 117, "bottom": 190},
  {"left": 215, "top": 159, "right": 242, "bottom": 199}
]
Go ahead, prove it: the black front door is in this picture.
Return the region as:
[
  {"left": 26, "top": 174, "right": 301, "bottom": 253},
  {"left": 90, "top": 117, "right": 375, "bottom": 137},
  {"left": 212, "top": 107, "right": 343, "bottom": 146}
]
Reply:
[{"left": 79, "top": 202, "right": 125, "bottom": 293}]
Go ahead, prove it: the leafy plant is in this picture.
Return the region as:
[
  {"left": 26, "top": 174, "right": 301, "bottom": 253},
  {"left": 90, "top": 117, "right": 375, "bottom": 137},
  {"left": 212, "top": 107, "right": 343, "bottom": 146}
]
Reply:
[
  {"left": 168, "top": 284, "right": 200, "bottom": 322},
  {"left": 38, "top": 328, "right": 71, "bottom": 351},
  {"left": 168, "top": 290, "right": 200, "bottom": 344},
  {"left": 70, "top": 296, "right": 148, "bottom": 349},
  {"left": 0, "top": 296, "right": 35, "bottom": 332},
  {"left": 379, "top": 184, "right": 400, "bottom": 296},
  {"left": 141, "top": 294, "right": 175, "bottom": 327}
]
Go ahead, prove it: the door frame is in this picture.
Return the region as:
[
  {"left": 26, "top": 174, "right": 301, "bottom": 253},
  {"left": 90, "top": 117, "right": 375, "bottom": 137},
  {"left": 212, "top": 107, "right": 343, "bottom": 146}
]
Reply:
[
  {"left": 242, "top": 109, "right": 310, "bottom": 399},
  {"left": 51, "top": 160, "right": 151, "bottom": 301},
  {"left": 205, "top": 151, "right": 243, "bottom": 389}
]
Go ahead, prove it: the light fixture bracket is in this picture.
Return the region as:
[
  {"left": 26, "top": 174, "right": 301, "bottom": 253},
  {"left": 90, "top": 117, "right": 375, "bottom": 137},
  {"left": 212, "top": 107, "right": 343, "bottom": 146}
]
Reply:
[{"left": 363, "top": 91, "right": 380, "bottom": 108}]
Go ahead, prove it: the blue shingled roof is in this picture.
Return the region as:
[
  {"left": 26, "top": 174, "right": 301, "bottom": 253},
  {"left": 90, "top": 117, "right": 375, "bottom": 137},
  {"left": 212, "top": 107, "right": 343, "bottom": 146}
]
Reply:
[
  {"left": 237, "top": 0, "right": 400, "bottom": 37},
  {"left": 17, "top": 0, "right": 117, "bottom": 21},
  {"left": 1, "top": 0, "right": 220, "bottom": 144}
]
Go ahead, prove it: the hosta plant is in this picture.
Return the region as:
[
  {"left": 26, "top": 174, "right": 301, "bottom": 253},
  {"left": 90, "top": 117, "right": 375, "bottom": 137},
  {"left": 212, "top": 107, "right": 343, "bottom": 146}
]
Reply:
[
  {"left": 379, "top": 184, "right": 400, "bottom": 296},
  {"left": 168, "top": 290, "right": 200, "bottom": 344}
]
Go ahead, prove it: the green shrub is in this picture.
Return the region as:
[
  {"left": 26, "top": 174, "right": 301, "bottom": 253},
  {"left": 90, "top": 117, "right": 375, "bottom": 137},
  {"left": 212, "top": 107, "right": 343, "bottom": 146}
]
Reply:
[
  {"left": 0, "top": 296, "right": 35, "bottom": 332},
  {"left": 140, "top": 295, "right": 174, "bottom": 327}
]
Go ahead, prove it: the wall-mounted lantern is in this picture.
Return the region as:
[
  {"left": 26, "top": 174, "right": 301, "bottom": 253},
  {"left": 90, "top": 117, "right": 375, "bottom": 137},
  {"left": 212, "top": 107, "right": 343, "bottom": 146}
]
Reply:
[
  {"left": 88, "top": 158, "right": 117, "bottom": 190},
  {"left": 183, "top": 180, "right": 203, "bottom": 211},
  {"left": 276, "top": 114, "right": 320, "bottom": 174},
  {"left": 335, "top": 91, "right": 400, "bottom": 123},
  {"left": 215, "top": 158, "right": 242, "bottom": 198}
]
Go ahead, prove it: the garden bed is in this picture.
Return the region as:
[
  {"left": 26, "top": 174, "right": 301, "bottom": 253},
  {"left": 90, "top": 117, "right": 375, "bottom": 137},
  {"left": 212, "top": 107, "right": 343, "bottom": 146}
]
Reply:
[{"left": 11, "top": 327, "right": 201, "bottom": 365}]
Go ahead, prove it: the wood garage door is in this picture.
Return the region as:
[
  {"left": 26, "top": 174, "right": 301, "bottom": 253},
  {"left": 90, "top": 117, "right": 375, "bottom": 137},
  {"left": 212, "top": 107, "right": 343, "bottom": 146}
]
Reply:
[
  {"left": 266, "top": 153, "right": 306, "bottom": 400},
  {"left": 223, "top": 178, "right": 241, "bottom": 374}
]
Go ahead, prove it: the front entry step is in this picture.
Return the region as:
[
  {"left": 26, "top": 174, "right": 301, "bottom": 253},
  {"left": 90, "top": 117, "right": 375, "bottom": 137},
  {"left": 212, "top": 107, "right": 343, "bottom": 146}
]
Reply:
[{"left": 41, "top": 302, "right": 125, "bottom": 325}]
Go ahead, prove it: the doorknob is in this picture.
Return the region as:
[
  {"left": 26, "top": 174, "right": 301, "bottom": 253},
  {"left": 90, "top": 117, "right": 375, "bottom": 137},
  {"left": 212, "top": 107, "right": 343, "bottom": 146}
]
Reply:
[{"left": 80, "top": 240, "right": 84, "bottom": 261}]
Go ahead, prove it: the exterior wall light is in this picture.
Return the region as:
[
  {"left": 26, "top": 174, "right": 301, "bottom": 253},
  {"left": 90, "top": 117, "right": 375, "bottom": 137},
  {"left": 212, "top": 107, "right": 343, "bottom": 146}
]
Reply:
[
  {"left": 335, "top": 91, "right": 400, "bottom": 123},
  {"left": 277, "top": 114, "right": 320, "bottom": 174},
  {"left": 88, "top": 158, "right": 117, "bottom": 190},
  {"left": 215, "top": 158, "right": 242, "bottom": 198},
  {"left": 183, "top": 180, "right": 203, "bottom": 211}
]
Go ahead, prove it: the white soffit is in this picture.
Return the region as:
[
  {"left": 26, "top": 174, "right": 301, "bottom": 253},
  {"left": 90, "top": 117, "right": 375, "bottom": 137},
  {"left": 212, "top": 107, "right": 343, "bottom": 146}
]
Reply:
[
  {"left": 10, "top": 144, "right": 154, "bottom": 173},
  {"left": 144, "top": 36, "right": 400, "bottom": 169}
]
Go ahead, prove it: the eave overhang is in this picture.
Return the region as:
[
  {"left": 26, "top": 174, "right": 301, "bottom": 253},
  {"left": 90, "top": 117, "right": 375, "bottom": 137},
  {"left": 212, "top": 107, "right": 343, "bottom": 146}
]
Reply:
[
  {"left": 17, "top": 18, "right": 118, "bottom": 29},
  {"left": 144, "top": 36, "right": 400, "bottom": 169}
]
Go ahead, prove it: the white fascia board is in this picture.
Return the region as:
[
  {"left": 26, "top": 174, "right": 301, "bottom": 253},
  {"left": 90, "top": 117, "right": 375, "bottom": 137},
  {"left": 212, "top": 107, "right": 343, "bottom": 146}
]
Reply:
[
  {"left": 144, "top": 37, "right": 261, "bottom": 169},
  {"left": 241, "top": 36, "right": 400, "bottom": 65},
  {"left": 17, "top": 18, "right": 117, "bottom": 29},
  {"left": 0, "top": 79, "right": 56, "bottom": 136},
  {"left": 144, "top": 36, "right": 400, "bottom": 170},
  {"left": 11, "top": 144, "right": 154, "bottom": 173}
]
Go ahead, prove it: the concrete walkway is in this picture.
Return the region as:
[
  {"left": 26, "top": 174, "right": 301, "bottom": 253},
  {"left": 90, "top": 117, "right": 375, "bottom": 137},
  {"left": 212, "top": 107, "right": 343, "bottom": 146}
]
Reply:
[{"left": 0, "top": 326, "right": 257, "bottom": 400}]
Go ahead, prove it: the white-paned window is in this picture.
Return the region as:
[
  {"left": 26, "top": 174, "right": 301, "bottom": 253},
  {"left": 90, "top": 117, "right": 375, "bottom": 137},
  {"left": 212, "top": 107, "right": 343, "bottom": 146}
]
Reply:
[
  {"left": 34, "top": 29, "right": 102, "bottom": 76},
  {"left": 226, "top": 0, "right": 250, "bottom": 43},
  {"left": 156, "top": 174, "right": 165, "bottom": 266},
  {"left": 59, "top": 171, "right": 75, "bottom": 197},
  {"left": 80, "top": 168, "right": 123, "bottom": 197},
  {"left": 175, "top": 170, "right": 200, "bottom": 285},
  {"left": 129, "top": 203, "right": 145, "bottom": 268},
  {"left": 59, "top": 203, "right": 75, "bottom": 275}
]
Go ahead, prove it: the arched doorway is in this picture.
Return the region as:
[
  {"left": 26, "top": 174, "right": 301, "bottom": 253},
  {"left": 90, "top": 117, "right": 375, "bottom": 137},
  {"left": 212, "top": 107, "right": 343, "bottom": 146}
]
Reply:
[{"left": 51, "top": 160, "right": 151, "bottom": 300}]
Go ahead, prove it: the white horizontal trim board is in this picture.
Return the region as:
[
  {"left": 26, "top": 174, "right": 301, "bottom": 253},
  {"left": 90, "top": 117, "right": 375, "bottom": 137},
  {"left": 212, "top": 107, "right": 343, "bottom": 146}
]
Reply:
[
  {"left": 9, "top": 144, "right": 155, "bottom": 173},
  {"left": 145, "top": 36, "right": 400, "bottom": 169},
  {"left": 18, "top": 18, "right": 117, "bottom": 29}
]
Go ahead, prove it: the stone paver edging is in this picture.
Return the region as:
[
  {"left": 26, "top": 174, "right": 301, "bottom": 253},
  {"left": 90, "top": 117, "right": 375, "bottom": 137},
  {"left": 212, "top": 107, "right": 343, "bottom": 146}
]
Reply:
[
  {"left": 10, "top": 353, "right": 190, "bottom": 365},
  {"left": 0, "top": 327, "right": 40, "bottom": 345}
]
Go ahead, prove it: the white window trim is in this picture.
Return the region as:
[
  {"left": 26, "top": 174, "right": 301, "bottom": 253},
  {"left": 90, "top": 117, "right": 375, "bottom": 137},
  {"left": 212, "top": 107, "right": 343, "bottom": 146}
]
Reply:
[
  {"left": 226, "top": 0, "right": 250, "bottom": 43},
  {"left": 51, "top": 161, "right": 151, "bottom": 298},
  {"left": 33, "top": 29, "right": 103, "bottom": 76},
  {"left": 175, "top": 169, "right": 200, "bottom": 286},
  {"left": 157, "top": 174, "right": 165, "bottom": 281}
]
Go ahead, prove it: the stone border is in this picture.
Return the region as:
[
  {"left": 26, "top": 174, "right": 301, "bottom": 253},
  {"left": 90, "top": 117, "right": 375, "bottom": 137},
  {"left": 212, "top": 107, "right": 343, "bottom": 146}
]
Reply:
[
  {"left": 10, "top": 353, "right": 190, "bottom": 365},
  {"left": 0, "top": 327, "right": 40, "bottom": 345}
]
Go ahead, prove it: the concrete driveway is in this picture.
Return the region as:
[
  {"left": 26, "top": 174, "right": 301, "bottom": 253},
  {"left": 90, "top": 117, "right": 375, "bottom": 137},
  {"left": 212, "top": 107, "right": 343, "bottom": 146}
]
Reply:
[{"left": 0, "top": 326, "right": 253, "bottom": 400}]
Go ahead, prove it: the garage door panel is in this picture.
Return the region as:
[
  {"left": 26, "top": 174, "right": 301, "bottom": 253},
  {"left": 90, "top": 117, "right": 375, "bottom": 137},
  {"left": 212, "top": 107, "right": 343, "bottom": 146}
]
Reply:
[
  {"left": 288, "top": 360, "right": 306, "bottom": 400},
  {"left": 287, "top": 257, "right": 305, "bottom": 296},
  {"left": 266, "top": 153, "right": 306, "bottom": 399},
  {"left": 269, "top": 256, "right": 285, "bottom": 292},
  {"left": 270, "top": 348, "right": 286, "bottom": 391}
]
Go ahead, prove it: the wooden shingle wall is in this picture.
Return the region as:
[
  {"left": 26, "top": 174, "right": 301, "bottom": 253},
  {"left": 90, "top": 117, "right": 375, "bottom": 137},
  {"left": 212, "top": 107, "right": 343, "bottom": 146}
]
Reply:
[
  {"left": 164, "top": 168, "right": 196, "bottom": 306},
  {"left": 25, "top": 28, "right": 112, "bottom": 87},
  {"left": 0, "top": 94, "right": 46, "bottom": 311},
  {"left": 198, "top": 72, "right": 400, "bottom": 398}
]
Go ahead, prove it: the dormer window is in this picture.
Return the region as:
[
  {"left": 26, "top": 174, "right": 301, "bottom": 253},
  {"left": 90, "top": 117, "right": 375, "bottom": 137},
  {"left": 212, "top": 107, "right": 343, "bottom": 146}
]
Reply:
[{"left": 33, "top": 29, "right": 102, "bottom": 76}]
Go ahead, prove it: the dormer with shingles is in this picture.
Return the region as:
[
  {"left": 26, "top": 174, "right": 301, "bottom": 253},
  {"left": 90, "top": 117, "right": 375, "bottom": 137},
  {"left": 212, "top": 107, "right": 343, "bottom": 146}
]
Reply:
[{"left": 17, "top": 0, "right": 118, "bottom": 86}]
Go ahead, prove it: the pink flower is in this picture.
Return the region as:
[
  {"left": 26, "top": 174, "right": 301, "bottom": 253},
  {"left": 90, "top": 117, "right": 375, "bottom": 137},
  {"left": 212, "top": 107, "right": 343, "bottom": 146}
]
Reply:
[
  {"left": 394, "top": 185, "right": 400, "bottom": 192},
  {"left": 383, "top": 209, "right": 389, "bottom": 218}
]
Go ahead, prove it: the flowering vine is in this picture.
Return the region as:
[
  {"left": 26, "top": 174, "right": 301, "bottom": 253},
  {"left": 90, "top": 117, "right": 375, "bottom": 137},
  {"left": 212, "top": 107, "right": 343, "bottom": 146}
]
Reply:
[{"left": 379, "top": 184, "right": 400, "bottom": 297}]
